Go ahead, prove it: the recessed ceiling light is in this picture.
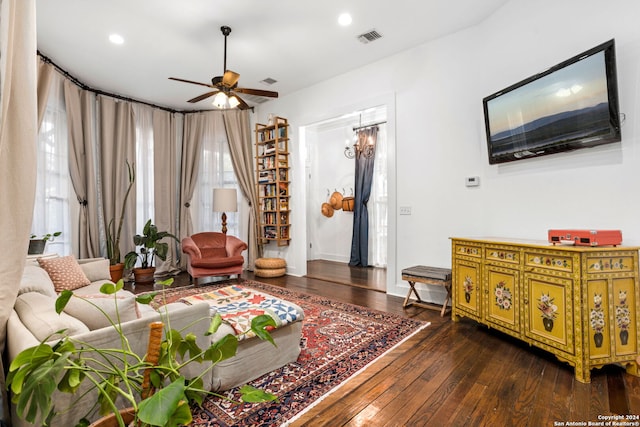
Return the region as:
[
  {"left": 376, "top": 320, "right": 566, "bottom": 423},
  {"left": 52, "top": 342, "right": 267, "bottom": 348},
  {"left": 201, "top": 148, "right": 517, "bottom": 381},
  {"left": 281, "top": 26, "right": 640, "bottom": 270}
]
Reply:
[
  {"left": 109, "top": 34, "right": 124, "bottom": 45},
  {"left": 338, "top": 13, "right": 352, "bottom": 26}
]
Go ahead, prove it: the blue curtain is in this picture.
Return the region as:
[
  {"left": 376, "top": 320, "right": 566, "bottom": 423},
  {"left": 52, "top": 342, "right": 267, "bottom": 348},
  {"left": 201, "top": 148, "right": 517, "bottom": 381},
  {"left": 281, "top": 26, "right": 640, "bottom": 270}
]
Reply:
[{"left": 349, "top": 127, "right": 378, "bottom": 267}]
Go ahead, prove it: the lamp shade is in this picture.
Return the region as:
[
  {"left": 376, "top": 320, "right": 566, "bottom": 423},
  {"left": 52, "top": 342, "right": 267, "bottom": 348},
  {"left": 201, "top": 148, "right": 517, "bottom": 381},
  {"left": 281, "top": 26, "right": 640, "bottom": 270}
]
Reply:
[{"left": 212, "top": 188, "right": 237, "bottom": 212}]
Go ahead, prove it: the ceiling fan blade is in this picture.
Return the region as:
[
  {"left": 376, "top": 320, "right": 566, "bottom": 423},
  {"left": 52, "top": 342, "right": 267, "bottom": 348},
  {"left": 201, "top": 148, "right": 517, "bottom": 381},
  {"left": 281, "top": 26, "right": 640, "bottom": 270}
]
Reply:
[
  {"left": 222, "top": 70, "right": 240, "bottom": 88},
  {"left": 187, "top": 91, "right": 219, "bottom": 103},
  {"left": 169, "top": 77, "right": 215, "bottom": 88},
  {"left": 234, "top": 87, "right": 279, "bottom": 98},
  {"left": 230, "top": 92, "right": 250, "bottom": 110}
]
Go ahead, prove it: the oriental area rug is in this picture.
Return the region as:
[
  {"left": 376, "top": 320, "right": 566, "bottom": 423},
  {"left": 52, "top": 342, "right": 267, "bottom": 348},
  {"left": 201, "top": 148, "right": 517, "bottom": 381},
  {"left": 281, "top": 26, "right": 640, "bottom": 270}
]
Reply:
[{"left": 150, "top": 279, "right": 429, "bottom": 427}]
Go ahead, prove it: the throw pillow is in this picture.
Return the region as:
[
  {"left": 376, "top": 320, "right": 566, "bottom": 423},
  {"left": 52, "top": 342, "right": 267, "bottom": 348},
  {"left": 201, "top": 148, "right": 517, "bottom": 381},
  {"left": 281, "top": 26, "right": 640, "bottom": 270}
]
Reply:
[
  {"left": 38, "top": 255, "right": 91, "bottom": 292},
  {"left": 14, "top": 292, "right": 90, "bottom": 341},
  {"left": 78, "top": 258, "right": 111, "bottom": 283},
  {"left": 63, "top": 293, "right": 141, "bottom": 330}
]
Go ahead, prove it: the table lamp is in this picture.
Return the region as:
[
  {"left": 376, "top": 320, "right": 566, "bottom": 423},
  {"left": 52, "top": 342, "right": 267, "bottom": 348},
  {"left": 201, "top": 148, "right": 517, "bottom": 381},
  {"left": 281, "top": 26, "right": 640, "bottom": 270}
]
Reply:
[{"left": 212, "top": 188, "right": 237, "bottom": 234}]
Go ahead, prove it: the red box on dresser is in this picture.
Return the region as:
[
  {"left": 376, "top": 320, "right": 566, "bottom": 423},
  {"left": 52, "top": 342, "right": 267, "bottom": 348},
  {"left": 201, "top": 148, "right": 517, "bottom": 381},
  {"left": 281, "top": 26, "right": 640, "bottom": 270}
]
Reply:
[{"left": 548, "top": 229, "right": 622, "bottom": 246}]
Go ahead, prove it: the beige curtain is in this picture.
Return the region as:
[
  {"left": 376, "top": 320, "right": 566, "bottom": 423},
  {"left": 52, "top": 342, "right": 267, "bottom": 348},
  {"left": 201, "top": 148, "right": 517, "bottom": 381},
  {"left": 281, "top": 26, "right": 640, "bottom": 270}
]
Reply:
[
  {"left": 0, "top": 0, "right": 37, "bottom": 421},
  {"left": 65, "top": 81, "right": 100, "bottom": 258},
  {"left": 223, "top": 110, "right": 262, "bottom": 269},
  {"left": 98, "top": 96, "right": 136, "bottom": 264},
  {"left": 178, "top": 112, "right": 205, "bottom": 267},
  {"left": 36, "top": 57, "right": 53, "bottom": 128},
  {"left": 153, "top": 109, "right": 180, "bottom": 275}
]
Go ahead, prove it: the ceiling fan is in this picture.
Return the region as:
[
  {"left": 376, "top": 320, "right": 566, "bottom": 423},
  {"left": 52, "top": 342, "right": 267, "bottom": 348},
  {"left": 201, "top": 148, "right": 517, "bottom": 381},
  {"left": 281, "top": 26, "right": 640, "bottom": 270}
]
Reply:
[{"left": 169, "top": 26, "right": 278, "bottom": 109}]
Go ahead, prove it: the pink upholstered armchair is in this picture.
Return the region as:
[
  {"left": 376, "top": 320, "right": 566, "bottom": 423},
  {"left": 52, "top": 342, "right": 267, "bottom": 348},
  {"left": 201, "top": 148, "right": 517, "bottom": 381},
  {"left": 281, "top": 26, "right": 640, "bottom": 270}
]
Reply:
[{"left": 181, "top": 232, "right": 247, "bottom": 284}]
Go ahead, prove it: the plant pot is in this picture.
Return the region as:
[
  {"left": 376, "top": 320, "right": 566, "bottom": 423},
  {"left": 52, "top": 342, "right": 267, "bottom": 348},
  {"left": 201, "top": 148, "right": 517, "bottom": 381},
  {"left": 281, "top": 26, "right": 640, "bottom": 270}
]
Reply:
[
  {"left": 89, "top": 408, "right": 135, "bottom": 427},
  {"left": 543, "top": 317, "right": 554, "bottom": 332},
  {"left": 110, "top": 263, "right": 125, "bottom": 282},
  {"left": 133, "top": 266, "right": 155, "bottom": 284},
  {"left": 28, "top": 239, "right": 46, "bottom": 255}
]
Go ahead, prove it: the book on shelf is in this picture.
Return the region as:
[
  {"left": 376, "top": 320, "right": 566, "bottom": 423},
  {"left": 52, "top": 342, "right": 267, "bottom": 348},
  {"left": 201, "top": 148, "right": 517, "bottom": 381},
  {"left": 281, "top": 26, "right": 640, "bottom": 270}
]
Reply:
[
  {"left": 258, "top": 170, "right": 274, "bottom": 183},
  {"left": 280, "top": 226, "right": 289, "bottom": 239}
]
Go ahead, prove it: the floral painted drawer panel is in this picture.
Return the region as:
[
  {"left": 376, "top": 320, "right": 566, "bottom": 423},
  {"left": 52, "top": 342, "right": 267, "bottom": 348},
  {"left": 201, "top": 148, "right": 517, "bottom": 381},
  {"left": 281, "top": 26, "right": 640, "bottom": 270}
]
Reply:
[
  {"left": 455, "top": 244, "right": 481, "bottom": 258},
  {"left": 525, "top": 252, "right": 573, "bottom": 273},
  {"left": 587, "top": 256, "right": 635, "bottom": 274},
  {"left": 486, "top": 246, "right": 519, "bottom": 265}
]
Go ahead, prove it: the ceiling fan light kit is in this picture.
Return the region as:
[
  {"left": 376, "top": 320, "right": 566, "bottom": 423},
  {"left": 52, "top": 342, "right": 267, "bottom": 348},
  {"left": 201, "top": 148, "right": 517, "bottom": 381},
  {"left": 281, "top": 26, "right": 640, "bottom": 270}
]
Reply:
[{"left": 169, "top": 26, "right": 278, "bottom": 109}]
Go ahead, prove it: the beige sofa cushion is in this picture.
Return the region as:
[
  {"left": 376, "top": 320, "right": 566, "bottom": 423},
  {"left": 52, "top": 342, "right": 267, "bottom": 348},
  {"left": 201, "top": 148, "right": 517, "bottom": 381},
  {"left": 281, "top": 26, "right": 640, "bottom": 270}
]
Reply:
[
  {"left": 63, "top": 293, "right": 141, "bottom": 330},
  {"left": 18, "top": 265, "right": 57, "bottom": 297},
  {"left": 14, "top": 292, "right": 90, "bottom": 341},
  {"left": 78, "top": 258, "right": 111, "bottom": 283},
  {"left": 38, "top": 255, "right": 91, "bottom": 292}
]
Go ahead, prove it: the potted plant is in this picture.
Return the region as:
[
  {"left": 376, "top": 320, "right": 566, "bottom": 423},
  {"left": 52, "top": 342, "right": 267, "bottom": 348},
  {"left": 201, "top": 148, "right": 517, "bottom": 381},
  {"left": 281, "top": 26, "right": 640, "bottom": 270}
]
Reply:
[
  {"left": 7, "top": 278, "right": 278, "bottom": 427},
  {"left": 106, "top": 160, "right": 135, "bottom": 282},
  {"left": 124, "top": 219, "right": 178, "bottom": 284},
  {"left": 28, "top": 231, "right": 62, "bottom": 255}
]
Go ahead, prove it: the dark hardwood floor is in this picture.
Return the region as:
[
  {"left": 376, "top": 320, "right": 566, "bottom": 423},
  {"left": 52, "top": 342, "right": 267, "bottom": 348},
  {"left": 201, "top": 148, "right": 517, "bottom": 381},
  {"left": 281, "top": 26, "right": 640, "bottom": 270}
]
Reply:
[
  {"left": 306, "top": 259, "right": 386, "bottom": 293},
  {"left": 134, "top": 261, "right": 640, "bottom": 426}
]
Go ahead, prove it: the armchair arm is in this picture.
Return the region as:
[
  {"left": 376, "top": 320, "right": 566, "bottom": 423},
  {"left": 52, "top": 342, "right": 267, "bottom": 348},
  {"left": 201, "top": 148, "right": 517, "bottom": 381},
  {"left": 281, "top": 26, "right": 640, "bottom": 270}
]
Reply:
[
  {"left": 225, "top": 235, "right": 248, "bottom": 257},
  {"left": 181, "top": 236, "right": 202, "bottom": 259}
]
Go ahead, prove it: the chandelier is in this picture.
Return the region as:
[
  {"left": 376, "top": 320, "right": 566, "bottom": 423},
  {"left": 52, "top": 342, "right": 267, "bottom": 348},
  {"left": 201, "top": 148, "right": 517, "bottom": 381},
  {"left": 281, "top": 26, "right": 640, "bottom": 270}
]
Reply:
[
  {"left": 344, "top": 132, "right": 376, "bottom": 159},
  {"left": 344, "top": 118, "right": 384, "bottom": 159}
]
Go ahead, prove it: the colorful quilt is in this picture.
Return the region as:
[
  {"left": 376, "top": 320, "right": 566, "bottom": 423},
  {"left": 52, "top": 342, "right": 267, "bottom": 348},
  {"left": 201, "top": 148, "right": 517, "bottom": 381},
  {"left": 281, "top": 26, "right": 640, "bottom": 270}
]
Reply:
[{"left": 179, "top": 284, "right": 304, "bottom": 340}]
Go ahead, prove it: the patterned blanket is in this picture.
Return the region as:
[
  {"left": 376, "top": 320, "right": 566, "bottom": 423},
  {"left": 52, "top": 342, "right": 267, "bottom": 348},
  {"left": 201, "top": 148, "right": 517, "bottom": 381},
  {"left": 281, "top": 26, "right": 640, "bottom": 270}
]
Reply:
[{"left": 178, "top": 284, "right": 304, "bottom": 340}]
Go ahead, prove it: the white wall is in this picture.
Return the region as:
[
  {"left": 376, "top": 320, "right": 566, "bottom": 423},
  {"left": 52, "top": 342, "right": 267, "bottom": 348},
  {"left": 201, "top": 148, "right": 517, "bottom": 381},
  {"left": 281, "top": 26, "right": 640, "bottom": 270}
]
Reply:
[
  {"left": 306, "top": 125, "right": 355, "bottom": 263},
  {"left": 256, "top": 0, "right": 640, "bottom": 302}
]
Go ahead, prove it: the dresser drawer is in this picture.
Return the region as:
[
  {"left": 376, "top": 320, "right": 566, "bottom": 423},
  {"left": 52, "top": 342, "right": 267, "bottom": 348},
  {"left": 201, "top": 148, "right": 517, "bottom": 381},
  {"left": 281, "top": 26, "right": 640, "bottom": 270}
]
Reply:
[
  {"left": 586, "top": 254, "right": 636, "bottom": 274},
  {"left": 454, "top": 242, "right": 482, "bottom": 258},
  {"left": 524, "top": 251, "right": 574, "bottom": 275},
  {"left": 486, "top": 245, "right": 520, "bottom": 265}
]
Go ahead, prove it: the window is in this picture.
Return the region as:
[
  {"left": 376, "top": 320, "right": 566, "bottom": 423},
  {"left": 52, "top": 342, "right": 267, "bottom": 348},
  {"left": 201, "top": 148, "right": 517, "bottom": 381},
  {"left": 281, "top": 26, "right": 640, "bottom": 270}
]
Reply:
[
  {"left": 33, "top": 76, "right": 71, "bottom": 255},
  {"left": 193, "top": 113, "right": 240, "bottom": 236}
]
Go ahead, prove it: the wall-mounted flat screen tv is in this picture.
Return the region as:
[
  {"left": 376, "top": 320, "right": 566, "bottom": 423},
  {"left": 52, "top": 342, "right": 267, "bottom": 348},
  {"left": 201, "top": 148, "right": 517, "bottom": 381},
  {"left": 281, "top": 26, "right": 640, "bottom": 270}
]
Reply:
[{"left": 483, "top": 39, "right": 621, "bottom": 165}]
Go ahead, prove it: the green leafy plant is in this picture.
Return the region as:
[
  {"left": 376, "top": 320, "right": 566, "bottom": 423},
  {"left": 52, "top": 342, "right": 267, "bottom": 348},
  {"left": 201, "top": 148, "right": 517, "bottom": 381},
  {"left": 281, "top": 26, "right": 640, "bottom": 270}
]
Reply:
[
  {"left": 7, "top": 278, "right": 278, "bottom": 427},
  {"left": 30, "top": 231, "right": 62, "bottom": 242},
  {"left": 106, "top": 160, "right": 135, "bottom": 266},
  {"left": 124, "top": 219, "right": 178, "bottom": 270}
]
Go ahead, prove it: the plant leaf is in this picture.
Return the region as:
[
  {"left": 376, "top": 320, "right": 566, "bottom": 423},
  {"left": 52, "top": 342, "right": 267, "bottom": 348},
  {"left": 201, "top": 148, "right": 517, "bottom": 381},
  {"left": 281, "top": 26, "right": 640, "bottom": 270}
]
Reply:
[
  {"left": 158, "top": 277, "right": 174, "bottom": 287},
  {"left": 203, "top": 334, "right": 238, "bottom": 363},
  {"left": 206, "top": 313, "right": 223, "bottom": 336},
  {"left": 177, "top": 332, "right": 202, "bottom": 362},
  {"left": 58, "top": 365, "right": 85, "bottom": 393},
  {"left": 136, "top": 292, "right": 158, "bottom": 305},
  {"left": 55, "top": 290, "right": 73, "bottom": 314},
  {"left": 250, "top": 314, "right": 277, "bottom": 346},
  {"left": 166, "top": 400, "right": 193, "bottom": 427},
  {"left": 137, "top": 377, "right": 188, "bottom": 426},
  {"left": 14, "top": 353, "right": 70, "bottom": 424},
  {"left": 99, "top": 282, "right": 118, "bottom": 295},
  {"left": 239, "top": 384, "right": 279, "bottom": 403}
]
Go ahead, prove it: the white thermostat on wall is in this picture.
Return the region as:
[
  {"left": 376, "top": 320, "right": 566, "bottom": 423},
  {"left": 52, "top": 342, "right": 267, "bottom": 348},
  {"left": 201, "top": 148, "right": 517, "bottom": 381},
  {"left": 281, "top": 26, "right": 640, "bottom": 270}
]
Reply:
[{"left": 465, "top": 176, "right": 480, "bottom": 187}]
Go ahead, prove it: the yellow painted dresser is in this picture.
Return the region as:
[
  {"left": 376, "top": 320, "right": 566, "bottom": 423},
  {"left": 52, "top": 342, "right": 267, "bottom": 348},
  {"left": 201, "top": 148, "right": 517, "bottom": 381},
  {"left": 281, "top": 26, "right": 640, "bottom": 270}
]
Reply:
[{"left": 451, "top": 237, "right": 640, "bottom": 383}]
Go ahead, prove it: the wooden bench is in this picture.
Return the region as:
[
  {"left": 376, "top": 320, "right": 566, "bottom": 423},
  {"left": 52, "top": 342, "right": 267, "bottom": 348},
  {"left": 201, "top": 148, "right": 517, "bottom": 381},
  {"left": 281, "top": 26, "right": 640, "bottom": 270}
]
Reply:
[{"left": 401, "top": 265, "right": 452, "bottom": 317}]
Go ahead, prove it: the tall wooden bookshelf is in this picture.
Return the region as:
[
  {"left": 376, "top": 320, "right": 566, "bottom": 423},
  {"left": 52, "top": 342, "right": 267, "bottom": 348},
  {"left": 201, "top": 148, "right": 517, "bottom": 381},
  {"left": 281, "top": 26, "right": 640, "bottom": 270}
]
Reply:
[{"left": 255, "top": 116, "right": 291, "bottom": 246}]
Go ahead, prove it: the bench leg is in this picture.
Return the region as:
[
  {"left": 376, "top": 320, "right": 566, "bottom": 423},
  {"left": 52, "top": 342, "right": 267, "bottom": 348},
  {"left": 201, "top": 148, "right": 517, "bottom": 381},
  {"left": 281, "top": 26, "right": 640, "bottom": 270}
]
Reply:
[
  {"left": 440, "top": 281, "right": 452, "bottom": 317},
  {"left": 403, "top": 281, "right": 423, "bottom": 308}
]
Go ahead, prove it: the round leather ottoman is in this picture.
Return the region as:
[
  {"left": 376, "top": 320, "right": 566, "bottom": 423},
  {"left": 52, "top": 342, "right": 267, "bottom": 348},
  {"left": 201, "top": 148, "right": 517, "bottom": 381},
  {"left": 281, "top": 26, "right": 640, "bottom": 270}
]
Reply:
[{"left": 255, "top": 257, "right": 286, "bottom": 278}]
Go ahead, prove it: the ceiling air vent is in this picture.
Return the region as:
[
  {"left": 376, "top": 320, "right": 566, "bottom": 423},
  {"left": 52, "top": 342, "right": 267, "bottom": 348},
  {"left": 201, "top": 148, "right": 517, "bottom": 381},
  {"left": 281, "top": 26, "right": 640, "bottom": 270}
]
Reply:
[
  {"left": 260, "top": 77, "right": 278, "bottom": 86},
  {"left": 357, "top": 29, "right": 382, "bottom": 44}
]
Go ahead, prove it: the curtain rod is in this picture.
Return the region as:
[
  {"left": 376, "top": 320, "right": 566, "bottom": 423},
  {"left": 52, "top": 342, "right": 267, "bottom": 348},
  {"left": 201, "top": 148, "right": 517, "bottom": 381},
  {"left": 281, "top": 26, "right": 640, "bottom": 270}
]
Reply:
[
  {"left": 38, "top": 51, "right": 254, "bottom": 114},
  {"left": 353, "top": 120, "right": 386, "bottom": 131}
]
